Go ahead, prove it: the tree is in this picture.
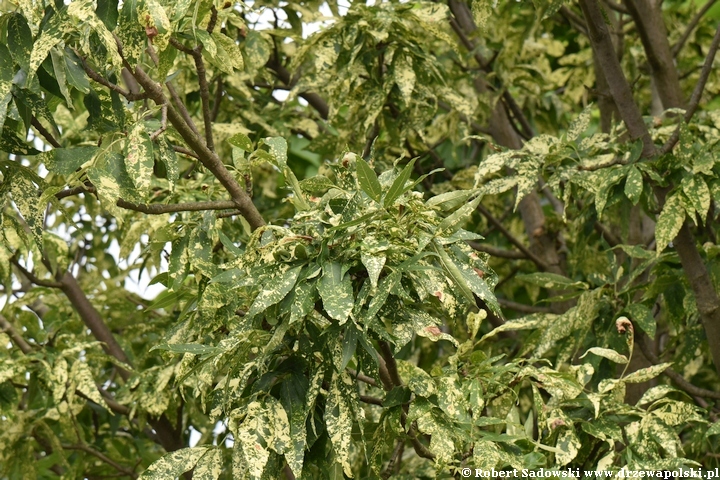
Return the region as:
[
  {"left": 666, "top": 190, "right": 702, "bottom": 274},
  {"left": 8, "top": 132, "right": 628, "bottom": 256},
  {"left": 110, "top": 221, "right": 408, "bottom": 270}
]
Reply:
[{"left": 1, "top": 0, "right": 720, "bottom": 477}]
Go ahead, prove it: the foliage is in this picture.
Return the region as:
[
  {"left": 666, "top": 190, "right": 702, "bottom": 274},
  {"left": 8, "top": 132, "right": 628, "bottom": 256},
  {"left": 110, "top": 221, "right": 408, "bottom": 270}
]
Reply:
[{"left": 1, "top": 0, "right": 720, "bottom": 478}]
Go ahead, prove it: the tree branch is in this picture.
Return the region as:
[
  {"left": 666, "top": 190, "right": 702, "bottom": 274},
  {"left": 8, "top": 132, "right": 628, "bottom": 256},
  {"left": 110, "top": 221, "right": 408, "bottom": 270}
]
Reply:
[
  {"left": 31, "top": 117, "right": 61, "bottom": 148},
  {"left": 636, "top": 330, "right": 720, "bottom": 399},
  {"left": 477, "top": 205, "right": 550, "bottom": 270},
  {"left": 660, "top": 24, "right": 720, "bottom": 154},
  {"left": 266, "top": 58, "right": 329, "bottom": 119},
  {"left": 12, "top": 258, "right": 63, "bottom": 288},
  {"left": 467, "top": 241, "right": 527, "bottom": 259},
  {"left": 579, "top": 0, "right": 656, "bottom": 156},
  {"left": 672, "top": 0, "right": 720, "bottom": 57},
  {"left": 129, "top": 65, "right": 266, "bottom": 230},
  {"left": 62, "top": 444, "right": 138, "bottom": 479},
  {"left": 0, "top": 314, "right": 34, "bottom": 354}
]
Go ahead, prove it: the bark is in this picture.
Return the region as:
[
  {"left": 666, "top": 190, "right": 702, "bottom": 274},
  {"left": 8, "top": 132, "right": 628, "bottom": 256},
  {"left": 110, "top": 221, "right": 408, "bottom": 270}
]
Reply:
[
  {"left": 580, "top": 0, "right": 720, "bottom": 376},
  {"left": 447, "top": 1, "right": 568, "bottom": 312},
  {"left": 623, "top": 0, "right": 685, "bottom": 109}
]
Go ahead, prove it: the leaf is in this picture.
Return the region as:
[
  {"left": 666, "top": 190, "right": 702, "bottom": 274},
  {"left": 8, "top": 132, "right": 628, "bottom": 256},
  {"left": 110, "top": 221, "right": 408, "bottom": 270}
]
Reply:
[
  {"left": 71, "top": 361, "right": 108, "bottom": 409},
  {"left": 580, "top": 347, "right": 628, "bottom": 364},
  {"left": 151, "top": 343, "right": 218, "bottom": 356},
  {"left": 656, "top": 192, "right": 685, "bottom": 254},
  {"left": 193, "top": 448, "right": 223, "bottom": 480},
  {"left": 125, "top": 122, "right": 154, "bottom": 196},
  {"left": 517, "top": 272, "right": 588, "bottom": 290},
  {"left": 263, "top": 137, "right": 288, "bottom": 170},
  {"left": 383, "top": 158, "right": 416, "bottom": 207},
  {"left": 356, "top": 157, "right": 382, "bottom": 202},
  {"left": 140, "top": 447, "right": 209, "bottom": 479},
  {"left": 319, "top": 262, "right": 354, "bottom": 323},
  {"left": 0, "top": 128, "right": 41, "bottom": 155},
  {"left": 682, "top": 175, "right": 711, "bottom": 223},
  {"left": 50, "top": 48, "right": 73, "bottom": 108},
  {"left": 28, "top": 12, "right": 66, "bottom": 83},
  {"left": 566, "top": 105, "right": 591, "bottom": 142},
  {"left": 437, "top": 195, "right": 482, "bottom": 233},
  {"left": 360, "top": 252, "right": 385, "bottom": 289},
  {"left": 228, "top": 132, "right": 253, "bottom": 151},
  {"left": 324, "top": 373, "right": 354, "bottom": 477},
  {"left": 555, "top": 428, "right": 580, "bottom": 465},
  {"left": 624, "top": 166, "right": 643, "bottom": 205},
  {"left": 212, "top": 32, "right": 244, "bottom": 71},
  {"left": 48, "top": 147, "right": 98, "bottom": 175},
  {"left": 426, "top": 189, "right": 476, "bottom": 211},
  {"left": 7, "top": 13, "right": 33, "bottom": 71},
  {"left": 95, "top": 0, "right": 120, "bottom": 30},
  {"left": 246, "top": 266, "right": 302, "bottom": 319},
  {"left": 622, "top": 363, "right": 672, "bottom": 383},
  {"left": 235, "top": 402, "right": 272, "bottom": 479},
  {"left": 625, "top": 303, "right": 655, "bottom": 337}
]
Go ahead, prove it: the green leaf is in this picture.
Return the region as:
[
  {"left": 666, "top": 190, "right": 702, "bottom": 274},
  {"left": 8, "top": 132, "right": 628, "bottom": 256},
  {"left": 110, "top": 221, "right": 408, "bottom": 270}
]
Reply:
[
  {"left": 656, "top": 192, "right": 685, "bottom": 254},
  {"left": 63, "top": 48, "right": 91, "bottom": 94},
  {"left": 383, "top": 158, "right": 416, "bottom": 207},
  {"left": 125, "top": 122, "right": 154, "bottom": 196},
  {"left": 71, "top": 361, "right": 109, "bottom": 409},
  {"left": 623, "top": 363, "right": 672, "bottom": 383},
  {"left": 228, "top": 132, "right": 253, "bottom": 151},
  {"left": 566, "top": 105, "right": 591, "bottom": 142},
  {"left": 48, "top": 147, "right": 98, "bottom": 175},
  {"left": 625, "top": 303, "right": 655, "bottom": 337},
  {"left": 324, "top": 372, "right": 355, "bottom": 477},
  {"left": 263, "top": 137, "right": 288, "bottom": 170},
  {"left": 0, "top": 128, "right": 41, "bottom": 155},
  {"left": 426, "top": 189, "right": 476, "bottom": 211},
  {"left": 624, "top": 166, "right": 643, "bottom": 205},
  {"left": 356, "top": 157, "right": 382, "bottom": 202},
  {"left": 517, "top": 272, "right": 588, "bottom": 290},
  {"left": 437, "top": 194, "right": 481, "bottom": 233},
  {"left": 50, "top": 48, "right": 73, "bottom": 108},
  {"left": 319, "top": 262, "right": 354, "bottom": 323},
  {"left": 95, "top": 0, "right": 120, "bottom": 30},
  {"left": 682, "top": 175, "right": 711, "bottom": 223},
  {"left": 246, "top": 266, "right": 302, "bottom": 319},
  {"left": 193, "top": 448, "right": 223, "bottom": 480},
  {"left": 7, "top": 13, "right": 33, "bottom": 71},
  {"left": 140, "top": 447, "right": 209, "bottom": 479},
  {"left": 151, "top": 343, "right": 218, "bottom": 355}
]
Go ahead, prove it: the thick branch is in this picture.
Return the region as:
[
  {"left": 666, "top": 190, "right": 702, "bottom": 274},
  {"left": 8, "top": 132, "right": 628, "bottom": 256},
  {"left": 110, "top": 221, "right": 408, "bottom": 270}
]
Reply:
[
  {"left": 130, "top": 66, "right": 266, "bottom": 230},
  {"left": 622, "top": 0, "right": 684, "bottom": 109},
  {"left": 579, "top": 0, "right": 655, "bottom": 156},
  {"left": 660, "top": 24, "right": 720, "bottom": 154},
  {"left": 266, "top": 59, "right": 329, "bottom": 119},
  {"left": 59, "top": 273, "right": 132, "bottom": 376}
]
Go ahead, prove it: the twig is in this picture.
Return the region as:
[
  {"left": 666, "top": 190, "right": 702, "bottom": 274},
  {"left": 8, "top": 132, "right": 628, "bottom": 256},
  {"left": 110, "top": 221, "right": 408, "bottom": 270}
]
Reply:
[
  {"left": 31, "top": 117, "right": 61, "bottom": 148},
  {"left": 116, "top": 198, "right": 237, "bottom": 214},
  {"left": 359, "top": 395, "right": 384, "bottom": 406},
  {"left": 559, "top": 6, "right": 589, "bottom": 36},
  {"left": 602, "top": 0, "right": 628, "bottom": 14},
  {"left": 191, "top": 46, "right": 215, "bottom": 152},
  {"left": 378, "top": 341, "right": 403, "bottom": 387},
  {"left": 467, "top": 242, "right": 527, "bottom": 259},
  {"left": 594, "top": 222, "right": 622, "bottom": 247},
  {"left": 636, "top": 331, "right": 720, "bottom": 399},
  {"left": 381, "top": 440, "right": 406, "bottom": 480},
  {"left": 0, "top": 314, "right": 34, "bottom": 354},
  {"left": 477, "top": 204, "right": 550, "bottom": 270},
  {"left": 78, "top": 54, "right": 146, "bottom": 102},
  {"left": 150, "top": 104, "right": 168, "bottom": 140},
  {"left": 210, "top": 77, "right": 223, "bottom": 122},
  {"left": 660, "top": 24, "right": 720, "bottom": 155},
  {"left": 672, "top": 0, "right": 720, "bottom": 57},
  {"left": 62, "top": 444, "right": 138, "bottom": 479},
  {"left": 348, "top": 368, "right": 379, "bottom": 388},
  {"left": 172, "top": 145, "right": 199, "bottom": 159},
  {"left": 266, "top": 58, "right": 329, "bottom": 119},
  {"left": 12, "top": 258, "right": 63, "bottom": 288},
  {"left": 498, "top": 298, "right": 552, "bottom": 314}
]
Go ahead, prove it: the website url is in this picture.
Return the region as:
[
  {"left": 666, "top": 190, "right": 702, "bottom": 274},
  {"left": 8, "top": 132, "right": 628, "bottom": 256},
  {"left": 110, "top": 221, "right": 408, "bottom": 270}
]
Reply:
[{"left": 459, "top": 468, "right": 720, "bottom": 479}]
